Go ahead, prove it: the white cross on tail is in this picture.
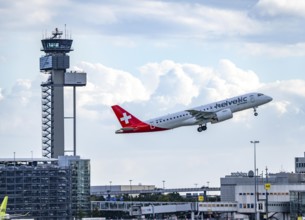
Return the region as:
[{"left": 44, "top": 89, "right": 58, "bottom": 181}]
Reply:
[{"left": 120, "top": 112, "right": 132, "bottom": 124}]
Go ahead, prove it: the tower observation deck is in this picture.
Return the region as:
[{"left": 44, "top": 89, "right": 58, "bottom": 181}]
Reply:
[{"left": 40, "top": 28, "right": 86, "bottom": 158}]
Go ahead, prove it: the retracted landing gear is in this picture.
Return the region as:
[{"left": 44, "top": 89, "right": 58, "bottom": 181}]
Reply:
[
  {"left": 253, "top": 107, "right": 258, "bottom": 116},
  {"left": 197, "top": 124, "right": 207, "bottom": 132}
]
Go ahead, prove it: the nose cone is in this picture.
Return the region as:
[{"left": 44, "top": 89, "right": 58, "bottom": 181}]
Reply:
[{"left": 266, "top": 95, "right": 273, "bottom": 103}]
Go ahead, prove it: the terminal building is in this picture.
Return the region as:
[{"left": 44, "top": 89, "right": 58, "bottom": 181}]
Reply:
[
  {"left": 199, "top": 152, "right": 305, "bottom": 220},
  {"left": 91, "top": 172, "right": 305, "bottom": 220},
  {"left": 91, "top": 184, "right": 156, "bottom": 196},
  {"left": 220, "top": 171, "right": 301, "bottom": 220},
  {"left": 91, "top": 153, "right": 305, "bottom": 220}
]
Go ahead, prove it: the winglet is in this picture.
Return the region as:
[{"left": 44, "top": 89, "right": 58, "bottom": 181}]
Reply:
[{"left": 0, "top": 196, "right": 8, "bottom": 217}]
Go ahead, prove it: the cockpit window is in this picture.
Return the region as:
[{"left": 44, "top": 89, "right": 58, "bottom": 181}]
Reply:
[{"left": 258, "top": 93, "right": 263, "bottom": 96}]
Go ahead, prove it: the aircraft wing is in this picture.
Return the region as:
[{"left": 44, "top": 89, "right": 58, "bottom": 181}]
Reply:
[
  {"left": 186, "top": 109, "right": 216, "bottom": 121},
  {"left": 8, "top": 212, "right": 29, "bottom": 219}
]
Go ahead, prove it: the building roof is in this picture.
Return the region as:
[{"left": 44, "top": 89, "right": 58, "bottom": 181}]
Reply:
[{"left": 0, "top": 158, "right": 57, "bottom": 162}]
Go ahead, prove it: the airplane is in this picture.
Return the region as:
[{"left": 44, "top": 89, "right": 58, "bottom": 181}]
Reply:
[
  {"left": 111, "top": 92, "right": 272, "bottom": 134},
  {"left": 0, "top": 196, "right": 29, "bottom": 220}
]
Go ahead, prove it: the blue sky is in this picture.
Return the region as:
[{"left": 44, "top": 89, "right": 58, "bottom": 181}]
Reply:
[{"left": 1, "top": 0, "right": 305, "bottom": 188}]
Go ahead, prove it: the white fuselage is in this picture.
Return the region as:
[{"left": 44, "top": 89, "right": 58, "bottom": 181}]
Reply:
[{"left": 146, "top": 93, "right": 272, "bottom": 130}]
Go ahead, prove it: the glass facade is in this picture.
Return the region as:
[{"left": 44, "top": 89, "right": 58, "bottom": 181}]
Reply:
[
  {"left": 0, "top": 160, "right": 71, "bottom": 219},
  {"left": 58, "top": 156, "right": 91, "bottom": 218},
  {"left": 290, "top": 191, "right": 305, "bottom": 220},
  {"left": 70, "top": 159, "right": 91, "bottom": 217},
  {"left": 0, "top": 156, "right": 90, "bottom": 219}
]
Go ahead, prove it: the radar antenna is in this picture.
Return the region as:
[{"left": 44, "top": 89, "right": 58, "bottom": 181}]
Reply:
[{"left": 51, "top": 28, "right": 63, "bottom": 39}]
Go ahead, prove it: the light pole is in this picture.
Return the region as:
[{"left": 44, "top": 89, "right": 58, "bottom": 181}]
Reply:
[
  {"left": 109, "top": 181, "right": 112, "bottom": 192},
  {"left": 129, "top": 179, "right": 132, "bottom": 202},
  {"left": 265, "top": 167, "right": 269, "bottom": 220},
  {"left": 251, "top": 140, "right": 259, "bottom": 220},
  {"left": 129, "top": 180, "right": 132, "bottom": 191},
  {"left": 162, "top": 180, "right": 165, "bottom": 189},
  {"left": 13, "top": 152, "right": 16, "bottom": 168},
  {"left": 206, "top": 181, "right": 210, "bottom": 202}
]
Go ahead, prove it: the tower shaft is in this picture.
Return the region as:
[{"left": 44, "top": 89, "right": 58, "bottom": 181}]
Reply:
[{"left": 51, "top": 70, "right": 65, "bottom": 157}]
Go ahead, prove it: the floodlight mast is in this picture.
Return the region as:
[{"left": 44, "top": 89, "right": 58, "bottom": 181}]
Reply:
[{"left": 251, "top": 140, "right": 260, "bottom": 220}]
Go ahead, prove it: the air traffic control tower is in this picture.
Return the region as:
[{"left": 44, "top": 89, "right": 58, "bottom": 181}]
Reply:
[{"left": 40, "top": 28, "right": 87, "bottom": 158}]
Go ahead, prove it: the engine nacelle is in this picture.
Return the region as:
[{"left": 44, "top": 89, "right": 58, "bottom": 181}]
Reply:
[{"left": 211, "top": 108, "right": 233, "bottom": 124}]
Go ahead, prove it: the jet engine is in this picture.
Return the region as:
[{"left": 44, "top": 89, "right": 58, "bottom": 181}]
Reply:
[{"left": 211, "top": 108, "right": 233, "bottom": 123}]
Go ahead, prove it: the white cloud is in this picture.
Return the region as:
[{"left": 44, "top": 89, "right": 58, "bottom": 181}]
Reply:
[
  {"left": 255, "top": 0, "right": 305, "bottom": 18},
  {"left": 213, "top": 59, "right": 260, "bottom": 97},
  {"left": 0, "top": 88, "right": 3, "bottom": 101},
  {"left": 72, "top": 62, "right": 151, "bottom": 119},
  {"left": 244, "top": 43, "right": 305, "bottom": 57},
  {"left": 76, "top": 59, "right": 262, "bottom": 114},
  {"left": 277, "top": 80, "right": 305, "bottom": 98},
  {"left": 11, "top": 79, "right": 33, "bottom": 105},
  {"left": 55, "top": 1, "right": 262, "bottom": 39},
  {"left": 263, "top": 79, "right": 305, "bottom": 116},
  {"left": 139, "top": 60, "right": 201, "bottom": 108},
  {"left": 0, "top": 0, "right": 67, "bottom": 30},
  {"left": 0, "top": 78, "right": 40, "bottom": 136},
  {"left": 152, "top": 63, "right": 199, "bottom": 107},
  {"left": 1, "top": 0, "right": 303, "bottom": 48},
  {"left": 191, "top": 5, "right": 261, "bottom": 37},
  {"left": 142, "top": 59, "right": 262, "bottom": 107},
  {"left": 270, "top": 101, "right": 290, "bottom": 115},
  {"left": 74, "top": 59, "right": 266, "bottom": 116},
  {"left": 266, "top": 79, "right": 305, "bottom": 98}
]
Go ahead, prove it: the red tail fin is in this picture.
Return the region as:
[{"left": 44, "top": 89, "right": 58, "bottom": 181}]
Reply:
[{"left": 111, "top": 105, "right": 145, "bottom": 128}]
